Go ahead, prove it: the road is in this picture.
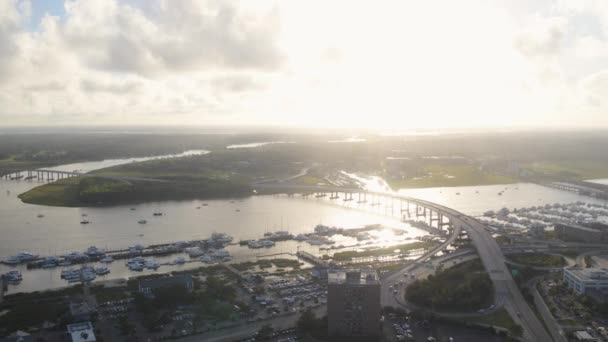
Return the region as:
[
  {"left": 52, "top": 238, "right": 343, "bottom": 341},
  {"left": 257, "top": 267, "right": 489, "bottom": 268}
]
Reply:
[
  {"left": 254, "top": 184, "right": 553, "bottom": 341},
  {"left": 173, "top": 307, "right": 325, "bottom": 342},
  {"left": 530, "top": 277, "right": 568, "bottom": 342}
]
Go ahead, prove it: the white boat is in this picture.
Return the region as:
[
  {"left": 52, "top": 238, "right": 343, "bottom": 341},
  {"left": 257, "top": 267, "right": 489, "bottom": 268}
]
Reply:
[
  {"left": 3, "top": 270, "right": 22, "bottom": 283},
  {"left": 95, "top": 267, "right": 110, "bottom": 275},
  {"left": 200, "top": 255, "right": 214, "bottom": 263},
  {"left": 175, "top": 257, "right": 186, "bottom": 265},
  {"left": 144, "top": 259, "right": 160, "bottom": 270},
  {"left": 3, "top": 252, "right": 38, "bottom": 265},
  {"left": 100, "top": 256, "right": 114, "bottom": 263},
  {"left": 129, "top": 263, "right": 144, "bottom": 271},
  {"left": 185, "top": 247, "right": 205, "bottom": 257}
]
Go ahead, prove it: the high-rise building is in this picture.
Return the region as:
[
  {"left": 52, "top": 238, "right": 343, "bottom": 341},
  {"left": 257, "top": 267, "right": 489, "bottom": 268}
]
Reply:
[{"left": 327, "top": 269, "right": 381, "bottom": 337}]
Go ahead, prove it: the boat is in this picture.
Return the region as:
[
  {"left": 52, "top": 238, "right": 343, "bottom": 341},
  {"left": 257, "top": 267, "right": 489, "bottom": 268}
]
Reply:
[
  {"left": 3, "top": 270, "right": 22, "bottom": 283},
  {"left": 58, "top": 260, "right": 72, "bottom": 266},
  {"left": 138, "top": 219, "right": 147, "bottom": 224},
  {"left": 196, "top": 206, "right": 201, "bottom": 209},
  {"left": 455, "top": 192, "right": 461, "bottom": 195},
  {"left": 100, "top": 256, "right": 114, "bottom": 263},
  {"left": 235, "top": 209, "right": 240, "bottom": 212},
  {"left": 200, "top": 255, "right": 214, "bottom": 263},
  {"left": 3, "top": 252, "right": 38, "bottom": 265},
  {"left": 202, "top": 203, "right": 208, "bottom": 206},
  {"left": 37, "top": 214, "right": 44, "bottom": 218},
  {"left": 144, "top": 260, "right": 160, "bottom": 270},
  {"left": 130, "top": 208, "right": 136, "bottom": 211},
  {"left": 128, "top": 263, "right": 144, "bottom": 271},
  {"left": 82, "top": 272, "right": 96, "bottom": 282},
  {"left": 80, "top": 219, "right": 90, "bottom": 224},
  {"left": 153, "top": 212, "right": 163, "bottom": 216},
  {"left": 175, "top": 257, "right": 186, "bottom": 265},
  {"left": 95, "top": 267, "right": 110, "bottom": 275}
]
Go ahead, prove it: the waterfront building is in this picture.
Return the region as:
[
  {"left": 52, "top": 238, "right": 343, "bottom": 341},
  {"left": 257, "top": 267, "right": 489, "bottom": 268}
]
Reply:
[
  {"left": 67, "top": 322, "right": 96, "bottom": 342},
  {"left": 564, "top": 267, "right": 608, "bottom": 295},
  {"left": 327, "top": 269, "right": 381, "bottom": 337},
  {"left": 138, "top": 274, "right": 193, "bottom": 297}
]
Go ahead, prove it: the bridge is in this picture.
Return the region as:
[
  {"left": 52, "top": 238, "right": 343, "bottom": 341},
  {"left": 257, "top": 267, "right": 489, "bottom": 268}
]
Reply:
[
  {"left": 0, "top": 168, "right": 81, "bottom": 181},
  {"left": 257, "top": 183, "right": 552, "bottom": 341}
]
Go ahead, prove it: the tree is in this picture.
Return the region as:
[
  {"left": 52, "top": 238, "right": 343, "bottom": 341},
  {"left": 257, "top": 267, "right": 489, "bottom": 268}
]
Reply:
[
  {"left": 258, "top": 324, "right": 274, "bottom": 339},
  {"left": 297, "top": 308, "right": 317, "bottom": 332}
]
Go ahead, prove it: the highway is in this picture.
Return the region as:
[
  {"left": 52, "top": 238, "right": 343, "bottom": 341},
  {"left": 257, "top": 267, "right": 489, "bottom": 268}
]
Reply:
[{"left": 258, "top": 184, "right": 553, "bottom": 341}]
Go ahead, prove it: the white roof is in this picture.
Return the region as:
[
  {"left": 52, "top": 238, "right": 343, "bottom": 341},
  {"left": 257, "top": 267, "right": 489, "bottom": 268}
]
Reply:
[{"left": 67, "top": 322, "right": 96, "bottom": 342}]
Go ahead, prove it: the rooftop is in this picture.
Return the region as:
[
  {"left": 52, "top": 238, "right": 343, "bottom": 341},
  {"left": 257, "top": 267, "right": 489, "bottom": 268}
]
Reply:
[
  {"left": 67, "top": 322, "right": 96, "bottom": 342},
  {"left": 566, "top": 267, "right": 608, "bottom": 281},
  {"left": 328, "top": 269, "right": 379, "bottom": 285}
]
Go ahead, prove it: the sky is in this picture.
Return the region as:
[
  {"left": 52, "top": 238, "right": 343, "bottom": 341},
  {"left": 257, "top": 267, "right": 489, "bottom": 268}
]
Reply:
[{"left": 1, "top": 0, "right": 608, "bottom": 130}]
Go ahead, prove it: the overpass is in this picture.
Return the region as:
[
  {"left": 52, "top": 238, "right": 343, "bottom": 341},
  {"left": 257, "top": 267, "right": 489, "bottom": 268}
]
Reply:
[{"left": 257, "top": 183, "right": 552, "bottom": 341}]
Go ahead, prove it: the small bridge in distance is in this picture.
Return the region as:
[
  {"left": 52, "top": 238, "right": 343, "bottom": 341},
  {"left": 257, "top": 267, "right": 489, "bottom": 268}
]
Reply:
[{"left": 0, "top": 168, "right": 81, "bottom": 181}]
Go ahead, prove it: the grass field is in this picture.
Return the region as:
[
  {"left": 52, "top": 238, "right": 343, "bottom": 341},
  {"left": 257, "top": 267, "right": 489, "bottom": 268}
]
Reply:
[
  {"left": 388, "top": 164, "right": 517, "bottom": 189},
  {"left": 525, "top": 161, "right": 608, "bottom": 180},
  {"left": 19, "top": 175, "right": 251, "bottom": 207},
  {"left": 507, "top": 253, "right": 566, "bottom": 267},
  {"left": 463, "top": 308, "right": 523, "bottom": 336}
]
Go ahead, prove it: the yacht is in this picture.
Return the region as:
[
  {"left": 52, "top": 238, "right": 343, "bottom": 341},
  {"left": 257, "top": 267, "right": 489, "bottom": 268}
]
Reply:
[
  {"left": 153, "top": 211, "right": 163, "bottom": 216},
  {"left": 99, "top": 256, "right": 114, "bottom": 263},
  {"left": 95, "top": 267, "right": 110, "bottom": 275},
  {"left": 128, "top": 263, "right": 144, "bottom": 271},
  {"left": 80, "top": 219, "right": 90, "bottom": 224},
  {"left": 3, "top": 270, "right": 22, "bottom": 283},
  {"left": 144, "top": 260, "right": 160, "bottom": 270},
  {"left": 175, "top": 257, "right": 186, "bottom": 265},
  {"left": 200, "top": 255, "right": 214, "bottom": 263},
  {"left": 3, "top": 252, "right": 38, "bottom": 265},
  {"left": 138, "top": 219, "right": 147, "bottom": 224}
]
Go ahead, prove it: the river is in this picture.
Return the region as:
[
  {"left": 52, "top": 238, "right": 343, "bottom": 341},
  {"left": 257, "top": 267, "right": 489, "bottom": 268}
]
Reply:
[
  {"left": 0, "top": 153, "right": 425, "bottom": 294},
  {"left": 1, "top": 154, "right": 605, "bottom": 294}
]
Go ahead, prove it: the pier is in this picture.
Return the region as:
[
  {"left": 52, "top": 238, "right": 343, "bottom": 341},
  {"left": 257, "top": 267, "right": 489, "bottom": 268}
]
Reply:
[{"left": 296, "top": 251, "right": 329, "bottom": 267}]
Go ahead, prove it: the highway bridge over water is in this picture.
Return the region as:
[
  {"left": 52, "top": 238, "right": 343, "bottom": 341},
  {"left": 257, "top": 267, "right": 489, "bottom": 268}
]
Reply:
[{"left": 256, "top": 183, "right": 553, "bottom": 342}]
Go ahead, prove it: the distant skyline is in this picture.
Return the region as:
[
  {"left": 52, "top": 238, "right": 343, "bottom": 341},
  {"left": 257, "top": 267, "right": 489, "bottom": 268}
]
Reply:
[{"left": 2, "top": 0, "right": 608, "bottom": 129}]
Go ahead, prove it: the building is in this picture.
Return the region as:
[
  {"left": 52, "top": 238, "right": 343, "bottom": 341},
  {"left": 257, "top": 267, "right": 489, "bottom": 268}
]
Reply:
[
  {"left": 574, "top": 330, "right": 596, "bottom": 341},
  {"left": 328, "top": 269, "right": 381, "bottom": 337},
  {"left": 563, "top": 267, "right": 608, "bottom": 295},
  {"left": 555, "top": 223, "right": 604, "bottom": 243},
  {"left": 67, "top": 322, "right": 96, "bottom": 342},
  {"left": 138, "top": 274, "right": 193, "bottom": 297}
]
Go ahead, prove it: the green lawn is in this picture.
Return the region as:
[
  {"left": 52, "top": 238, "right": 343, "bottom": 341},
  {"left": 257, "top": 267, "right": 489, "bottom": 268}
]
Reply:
[
  {"left": 464, "top": 308, "right": 523, "bottom": 336},
  {"left": 388, "top": 164, "right": 517, "bottom": 189},
  {"left": 525, "top": 161, "right": 608, "bottom": 180},
  {"left": 405, "top": 259, "right": 494, "bottom": 312},
  {"left": 507, "top": 253, "right": 566, "bottom": 268}
]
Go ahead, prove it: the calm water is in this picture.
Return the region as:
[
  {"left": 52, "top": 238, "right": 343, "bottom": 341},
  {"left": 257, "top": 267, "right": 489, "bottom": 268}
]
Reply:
[
  {"left": 1, "top": 155, "right": 604, "bottom": 294},
  {"left": 0, "top": 155, "right": 424, "bottom": 293}
]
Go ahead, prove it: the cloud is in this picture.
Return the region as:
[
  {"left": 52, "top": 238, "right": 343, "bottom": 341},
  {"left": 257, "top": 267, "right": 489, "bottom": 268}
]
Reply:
[
  {"left": 61, "top": 0, "right": 283, "bottom": 76},
  {"left": 514, "top": 17, "right": 567, "bottom": 58},
  {"left": 80, "top": 79, "right": 142, "bottom": 94}
]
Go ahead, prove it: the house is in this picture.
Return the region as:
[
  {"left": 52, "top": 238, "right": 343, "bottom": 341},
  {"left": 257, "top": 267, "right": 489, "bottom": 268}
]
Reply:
[
  {"left": 138, "top": 274, "right": 193, "bottom": 296},
  {"left": 67, "top": 322, "right": 96, "bottom": 342}
]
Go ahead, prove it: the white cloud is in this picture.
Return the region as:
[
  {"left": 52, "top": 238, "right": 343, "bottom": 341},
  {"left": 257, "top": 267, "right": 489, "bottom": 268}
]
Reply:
[{"left": 1, "top": 0, "right": 608, "bottom": 128}]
